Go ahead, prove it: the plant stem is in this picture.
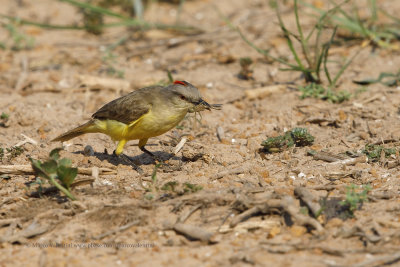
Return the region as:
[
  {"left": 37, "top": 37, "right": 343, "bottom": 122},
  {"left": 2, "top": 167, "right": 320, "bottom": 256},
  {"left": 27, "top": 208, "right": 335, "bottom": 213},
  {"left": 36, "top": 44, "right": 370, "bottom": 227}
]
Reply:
[{"left": 49, "top": 176, "right": 77, "bottom": 200}]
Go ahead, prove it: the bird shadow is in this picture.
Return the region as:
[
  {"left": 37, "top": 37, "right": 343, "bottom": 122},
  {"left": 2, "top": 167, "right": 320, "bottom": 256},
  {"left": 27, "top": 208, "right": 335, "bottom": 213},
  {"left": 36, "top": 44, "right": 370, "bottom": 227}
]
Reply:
[{"left": 72, "top": 149, "right": 177, "bottom": 171}]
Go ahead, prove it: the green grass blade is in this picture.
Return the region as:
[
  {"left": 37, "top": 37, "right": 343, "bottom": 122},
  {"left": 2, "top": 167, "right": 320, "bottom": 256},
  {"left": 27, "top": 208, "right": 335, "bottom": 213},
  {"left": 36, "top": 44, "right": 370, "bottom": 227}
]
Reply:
[
  {"left": 294, "top": 0, "right": 312, "bottom": 68},
  {"left": 0, "top": 13, "right": 201, "bottom": 33},
  {"left": 0, "top": 14, "right": 87, "bottom": 30},
  {"left": 59, "top": 0, "right": 130, "bottom": 20},
  {"left": 276, "top": 3, "right": 305, "bottom": 71},
  {"left": 215, "top": 6, "right": 300, "bottom": 69},
  {"left": 330, "top": 46, "right": 361, "bottom": 88},
  {"left": 323, "top": 27, "right": 338, "bottom": 85}
]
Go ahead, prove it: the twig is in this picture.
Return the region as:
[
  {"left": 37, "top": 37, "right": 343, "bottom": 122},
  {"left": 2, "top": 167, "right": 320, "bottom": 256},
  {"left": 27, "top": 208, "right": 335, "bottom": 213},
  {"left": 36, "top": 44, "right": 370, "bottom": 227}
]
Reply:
[
  {"left": 0, "top": 165, "right": 116, "bottom": 175},
  {"left": 281, "top": 196, "right": 324, "bottom": 233},
  {"left": 328, "top": 155, "right": 368, "bottom": 166},
  {"left": 372, "top": 139, "right": 397, "bottom": 145},
  {"left": 309, "top": 151, "right": 346, "bottom": 162},
  {"left": 76, "top": 74, "right": 130, "bottom": 93},
  {"left": 0, "top": 218, "right": 20, "bottom": 228},
  {"left": 172, "top": 223, "right": 216, "bottom": 243},
  {"left": 93, "top": 220, "right": 140, "bottom": 240},
  {"left": 294, "top": 187, "right": 321, "bottom": 217},
  {"left": 173, "top": 137, "right": 187, "bottom": 155},
  {"left": 245, "top": 85, "right": 286, "bottom": 100},
  {"left": 0, "top": 220, "right": 50, "bottom": 243},
  {"left": 15, "top": 55, "right": 28, "bottom": 91},
  {"left": 351, "top": 252, "right": 400, "bottom": 267},
  {"left": 216, "top": 126, "right": 225, "bottom": 142},
  {"left": 177, "top": 204, "right": 202, "bottom": 223},
  {"left": 230, "top": 206, "right": 259, "bottom": 228},
  {"left": 211, "top": 166, "right": 249, "bottom": 180},
  {"left": 14, "top": 134, "right": 38, "bottom": 147},
  {"left": 230, "top": 197, "right": 324, "bottom": 232}
]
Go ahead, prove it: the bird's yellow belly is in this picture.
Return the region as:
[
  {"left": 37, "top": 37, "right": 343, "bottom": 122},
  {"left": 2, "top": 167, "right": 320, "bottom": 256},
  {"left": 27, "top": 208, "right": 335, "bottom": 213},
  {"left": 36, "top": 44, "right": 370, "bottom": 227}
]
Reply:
[
  {"left": 127, "top": 109, "right": 186, "bottom": 140},
  {"left": 94, "top": 109, "right": 186, "bottom": 141}
]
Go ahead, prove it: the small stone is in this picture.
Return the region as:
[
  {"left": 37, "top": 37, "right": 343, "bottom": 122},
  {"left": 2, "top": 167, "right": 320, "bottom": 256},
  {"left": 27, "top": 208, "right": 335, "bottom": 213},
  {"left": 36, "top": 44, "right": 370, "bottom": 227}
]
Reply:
[{"left": 83, "top": 145, "right": 94, "bottom": 156}]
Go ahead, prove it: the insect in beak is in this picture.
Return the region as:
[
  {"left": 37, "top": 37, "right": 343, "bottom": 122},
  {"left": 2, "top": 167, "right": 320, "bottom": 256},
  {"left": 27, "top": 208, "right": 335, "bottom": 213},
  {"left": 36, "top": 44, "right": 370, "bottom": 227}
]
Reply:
[
  {"left": 189, "top": 99, "right": 222, "bottom": 113},
  {"left": 199, "top": 99, "right": 212, "bottom": 110}
]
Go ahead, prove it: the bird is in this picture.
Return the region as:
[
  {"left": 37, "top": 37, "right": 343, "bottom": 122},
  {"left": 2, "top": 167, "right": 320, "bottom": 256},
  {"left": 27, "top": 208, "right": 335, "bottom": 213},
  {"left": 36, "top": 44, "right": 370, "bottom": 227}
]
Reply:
[{"left": 52, "top": 80, "right": 221, "bottom": 169}]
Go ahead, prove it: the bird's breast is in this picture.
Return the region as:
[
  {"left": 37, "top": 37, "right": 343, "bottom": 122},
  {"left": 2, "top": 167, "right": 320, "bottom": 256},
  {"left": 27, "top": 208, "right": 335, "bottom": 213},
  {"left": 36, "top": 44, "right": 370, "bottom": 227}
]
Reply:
[{"left": 126, "top": 107, "right": 187, "bottom": 140}]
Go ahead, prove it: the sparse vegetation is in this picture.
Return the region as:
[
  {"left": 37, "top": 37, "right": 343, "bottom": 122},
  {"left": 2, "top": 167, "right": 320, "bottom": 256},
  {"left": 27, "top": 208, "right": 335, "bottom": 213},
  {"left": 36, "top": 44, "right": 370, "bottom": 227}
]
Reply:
[
  {"left": 0, "top": 22, "right": 34, "bottom": 50},
  {"left": 0, "top": 0, "right": 200, "bottom": 35},
  {"left": 0, "top": 112, "right": 10, "bottom": 127},
  {"left": 340, "top": 184, "right": 371, "bottom": 217},
  {"left": 144, "top": 164, "right": 203, "bottom": 200},
  {"left": 0, "top": 146, "right": 24, "bottom": 162},
  {"left": 304, "top": 0, "right": 400, "bottom": 50},
  {"left": 0, "top": 112, "right": 9, "bottom": 120},
  {"left": 226, "top": 0, "right": 359, "bottom": 102},
  {"left": 261, "top": 127, "right": 314, "bottom": 153},
  {"left": 354, "top": 70, "right": 400, "bottom": 87},
  {"left": 299, "top": 82, "right": 351, "bottom": 103},
  {"left": 362, "top": 144, "right": 397, "bottom": 161},
  {"left": 2, "top": 0, "right": 400, "bottom": 264}
]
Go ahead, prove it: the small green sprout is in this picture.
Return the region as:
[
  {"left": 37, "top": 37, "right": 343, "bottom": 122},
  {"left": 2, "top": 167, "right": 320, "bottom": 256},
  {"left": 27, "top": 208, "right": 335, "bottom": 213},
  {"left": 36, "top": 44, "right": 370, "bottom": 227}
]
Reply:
[
  {"left": 238, "top": 57, "right": 254, "bottom": 80},
  {"left": 0, "top": 146, "right": 24, "bottom": 162},
  {"left": 340, "top": 184, "right": 371, "bottom": 217},
  {"left": 0, "top": 112, "right": 10, "bottom": 127},
  {"left": 183, "top": 183, "right": 203, "bottom": 193},
  {"left": 261, "top": 127, "right": 314, "bottom": 153},
  {"left": 362, "top": 144, "right": 397, "bottom": 161},
  {"left": 29, "top": 148, "right": 78, "bottom": 200},
  {"left": 299, "top": 83, "right": 351, "bottom": 103},
  {"left": 0, "top": 112, "right": 9, "bottom": 119},
  {"left": 161, "top": 181, "right": 179, "bottom": 192}
]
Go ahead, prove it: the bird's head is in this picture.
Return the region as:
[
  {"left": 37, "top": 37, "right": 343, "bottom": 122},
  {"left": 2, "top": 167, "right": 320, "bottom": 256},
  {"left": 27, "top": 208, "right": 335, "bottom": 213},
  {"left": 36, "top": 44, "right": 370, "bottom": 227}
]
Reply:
[{"left": 167, "top": 80, "right": 214, "bottom": 113}]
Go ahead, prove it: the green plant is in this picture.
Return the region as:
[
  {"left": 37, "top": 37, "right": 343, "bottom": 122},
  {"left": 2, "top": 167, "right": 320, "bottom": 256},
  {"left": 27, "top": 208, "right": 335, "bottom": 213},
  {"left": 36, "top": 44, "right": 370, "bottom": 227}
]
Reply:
[
  {"left": 0, "top": 0, "right": 200, "bottom": 35},
  {"left": 222, "top": 0, "right": 358, "bottom": 101},
  {"left": 143, "top": 164, "right": 203, "bottom": 199},
  {"left": 299, "top": 82, "right": 351, "bottom": 103},
  {"left": 0, "top": 22, "right": 34, "bottom": 50},
  {"left": 261, "top": 127, "right": 314, "bottom": 153},
  {"left": 340, "top": 184, "right": 371, "bottom": 217},
  {"left": 354, "top": 70, "right": 400, "bottom": 87},
  {"left": 0, "top": 112, "right": 9, "bottom": 120},
  {"left": 238, "top": 57, "right": 254, "bottom": 80},
  {"left": 7, "top": 146, "right": 24, "bottom": 160},
  {"left": 29, "top": 148, "right": 78, "bottom": 200},
  {"left": 362, "top": 144, "right": 397, "bottom": 161},
  {"left": 303, "top": 0, "right": 400, "bottom": 50},
  {"left": 183, "top": 182, "right": 203, "bottom": 193},
  {"left": 0, "top": 146, "right": 24, "bottom": 162},
  {"left": 0, "top": 112, "right": 10, "bottom": 127}
]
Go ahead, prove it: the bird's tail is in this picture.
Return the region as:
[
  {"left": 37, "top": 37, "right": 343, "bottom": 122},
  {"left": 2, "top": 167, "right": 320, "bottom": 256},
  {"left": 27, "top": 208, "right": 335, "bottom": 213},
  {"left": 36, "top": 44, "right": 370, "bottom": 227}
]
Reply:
[{"left": 52, "top": 120, "right": 98, "bottom": 142}]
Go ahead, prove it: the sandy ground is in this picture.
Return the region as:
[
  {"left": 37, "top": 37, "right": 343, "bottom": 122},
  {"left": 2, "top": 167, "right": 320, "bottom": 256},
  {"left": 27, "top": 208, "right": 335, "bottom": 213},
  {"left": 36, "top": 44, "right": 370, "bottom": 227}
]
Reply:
[{"left": 1, "top": 0, "right": 400, "bottom": 266}]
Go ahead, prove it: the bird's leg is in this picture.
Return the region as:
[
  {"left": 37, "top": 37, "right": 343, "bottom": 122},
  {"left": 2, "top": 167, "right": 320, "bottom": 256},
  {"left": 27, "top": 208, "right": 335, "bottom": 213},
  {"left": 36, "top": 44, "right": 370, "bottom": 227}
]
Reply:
[
  {"left": 112, "top": 150, "right": 143, "bottom": 174},
  {"left": 138, "top": 138, "right": 163, "bottom": 163},
  {"left": 140, "top": 145, "right": 165, "bottom": 163},
  {"left": 113, "top": 139, "right": 143, "bottom": 174}
]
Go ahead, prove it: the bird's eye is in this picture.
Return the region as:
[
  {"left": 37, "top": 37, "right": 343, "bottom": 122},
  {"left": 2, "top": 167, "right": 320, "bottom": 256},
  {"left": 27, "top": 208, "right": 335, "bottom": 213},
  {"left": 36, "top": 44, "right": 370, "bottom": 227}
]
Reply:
[{"left": 180, "top": 95, "right": 186, "bottom": 100}]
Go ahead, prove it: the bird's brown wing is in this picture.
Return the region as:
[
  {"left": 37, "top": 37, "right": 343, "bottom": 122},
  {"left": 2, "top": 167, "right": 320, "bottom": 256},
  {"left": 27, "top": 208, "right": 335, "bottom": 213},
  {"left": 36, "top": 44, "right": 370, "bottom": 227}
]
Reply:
[{"left": 92, "top": 86, "right": 162, "bottom": 124}]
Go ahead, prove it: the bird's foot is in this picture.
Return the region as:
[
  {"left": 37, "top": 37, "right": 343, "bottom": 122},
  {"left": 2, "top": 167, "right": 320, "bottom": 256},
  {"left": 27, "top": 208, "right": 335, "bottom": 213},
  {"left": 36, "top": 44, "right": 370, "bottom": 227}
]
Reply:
[
  {"left": 140, "top": 147, "right": 165, "bottom": 163},
  {"left": 113, "top": 150, "right": 143, "bottom": 174}
]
